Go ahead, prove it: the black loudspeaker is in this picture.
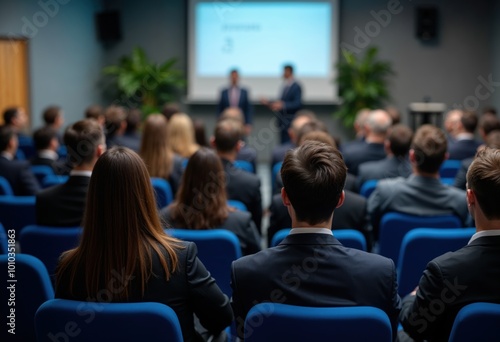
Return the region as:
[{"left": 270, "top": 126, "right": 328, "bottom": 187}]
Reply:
[
  {"left": 416, "top": 7, "right": 438, "bottom": 41},
  {"left": 95, "top": 10, "right": 122, "bottom": 42}
]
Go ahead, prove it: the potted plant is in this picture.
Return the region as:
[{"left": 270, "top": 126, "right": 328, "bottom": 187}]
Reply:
[
  {"left": 102, "top": 47, "right": 185, "bottom": 114},
  {"left": 334, "top": 46, "right": 394, "bottom": 128}
]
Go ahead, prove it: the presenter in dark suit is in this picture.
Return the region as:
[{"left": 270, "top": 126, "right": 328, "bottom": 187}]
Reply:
[
  {"left": 261, "top": 65, "right": 302, "bottom": 143},
  {"left": 0, "top": 125, "right": 40, "bottom": 195},
  {"left": 231, "top": 141, "right": 401, "bottom": 340},
  {"left": 399, "top": 147, "right": 500, "bottom": 342},
  {"left": 218, "top": 69, "right": 253, "bottom": 134},
  {"left": 36, "top": 120, "right": 105, "bottom": 227}
]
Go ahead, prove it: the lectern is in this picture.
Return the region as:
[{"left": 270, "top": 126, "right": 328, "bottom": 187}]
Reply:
[{"left": 408, "top": 102, "right": 447, "bottom": 130}]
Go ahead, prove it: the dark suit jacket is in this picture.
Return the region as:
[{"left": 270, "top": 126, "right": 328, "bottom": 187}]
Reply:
[
  {"left": 267, "top": 190, "right": 368, "bottom": 247},
  {"left": 31, "top": 156, "right": 70, "bottom": 175},
  {"left": 280, "top": 81, "right": 302, "bottom": 116},
  {"left": 36, "top": 175, "right": 90, "bottom": 227},
  {"left": 231, "top": 233, "right": 401, "bottom": 340},
  {"left": 342, "top": 141, "right": 387, "bottom": 176},
  {"left": 56, "top": 241, "right": 234, "bottom": 342},
  {"left": 160, "top": 206, "right": 261, "bottom": 256},
  {"left": 399, "top": 235, "right": 500, "bottom": 342},
  {"left": 357, "top": 156, "right": 412, "bottom": 190},
  {"left": 218, "top": 87, "right": 253, "bottom": 125},
  {"left": 453, "top": 157, "right": 473, "bottom": 190},
  {"left": 271, "top": 141, "right": 295, "bottom": 168},
  {"left": 236, "top": 146, "right": 257, "bottom": 171},
  {"left": 447, "top": 138, "right": 481, "bottom": 161},
  {"left": 0, "top": 156, "right": 40, "bottom": 195},
  {"left": 222, "top": 158, "right": 262, "bottom": 232}
]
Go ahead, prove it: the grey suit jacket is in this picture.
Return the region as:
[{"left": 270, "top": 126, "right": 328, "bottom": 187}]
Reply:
[{"left": 357, "top": 156, "right": 412, "bottom": 190}]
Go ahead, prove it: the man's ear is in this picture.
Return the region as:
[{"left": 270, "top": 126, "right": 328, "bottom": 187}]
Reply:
[
  {"left": 96, "top": 143, "right": 106, "bottom": 157},
  {"left": 466, "top": 188, "right": 476, "bottom": 207},
  {"left": 281, "top": 187, "right": 291, "bottom": 206},
  {"left": 209, "top": 136, "right": 216, "bottom": 148},
  {"left": 336, "top": 190, "right": 345, "bottom": 208}
]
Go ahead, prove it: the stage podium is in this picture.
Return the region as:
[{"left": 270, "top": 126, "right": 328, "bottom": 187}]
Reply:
[{"left": 408, "top": 102, "right": 447, "bottom": 130}]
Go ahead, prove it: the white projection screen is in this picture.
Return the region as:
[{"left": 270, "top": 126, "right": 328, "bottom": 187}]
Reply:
[{"left": 187, "top": 0, "right": 340, "bottom": 103}]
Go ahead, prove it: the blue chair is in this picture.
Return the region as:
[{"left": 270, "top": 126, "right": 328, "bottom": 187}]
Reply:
[
  {"left": 0, "top": 223, "right": 8, "bottom": 254},
  {"left": 271, "top": 228, "right": 367, "bottom": 251},
  {"left": 244, "top": 303, "right": 392, "bottom": 342},
  {"left": 15, "top": 148, "right": 26, "bottom": 160},
  {"left": 448, "top": 302, "right": 500, "bottom": 342},
  {"left": 360, "top": 179, "right": 378, "bottom": 198},
  {"left": 439, "top": 159, "right": 462, "bottom": 178},
  {"left": 397, "top": 228, "right": 475, "bottom": 296},
  {"left": 18, "top": 136, "right": 36, "bottom": 160},
  {"left": 440, "top": 177, "right": 455, "bottom": 186},
  {"left": 0, "top": 176, "right": 14, "bottom": 196},
  {"left": 57, "top": 145, "right": 67, "bottom": 159},
  {"left": 227, "top": 199, "right": 248, "bottom": 211},
  {"left": 234, "top": 160, "right": 255, "bottom": 173},
  {"left": 378, "top": 212, "right": 462, "bottom": 265},
  {"left": 271, "top": 161, "right": 283, "bottom": 193},
  {"left": 42, "top": 175, "right": 69, "bottom": 188},
  {"left": 31, "top": 165, "right": 55, "bottom": 185},
  {"left": 166, "top": 229, "right": 241, "bottom": 296},
  {"left": 0, "top": 254, "right": 54, "bottom": 342},
  {"left": 151, "top": 177, "right": 173, "bottom": 209},
  {"left": 19, "top": 225, "right": 82, "bottom": 280},
  {"left": 0, "top": 196, "right": 36, "bottom": 235},
  {"left": 35, "top": 300, "right": 183, "bottom": 342}
]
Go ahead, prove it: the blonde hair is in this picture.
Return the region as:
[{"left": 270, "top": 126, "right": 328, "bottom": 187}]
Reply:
[
  {"left": 140, "top": 114, "right": 174, "bottom": 179},
  {"left": 167, "top": 113, "right": 200, "bottom": 158}
]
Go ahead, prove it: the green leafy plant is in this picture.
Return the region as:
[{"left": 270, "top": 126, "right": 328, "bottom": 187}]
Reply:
[
  {"left": 102, "top": 47, "right": 185, "bottom": 114},
  {"left": 334, "top": 46, "right": 394, "bottom": 127}
]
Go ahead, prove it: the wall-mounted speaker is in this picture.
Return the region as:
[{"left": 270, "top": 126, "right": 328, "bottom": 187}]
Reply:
[
  {"left": 416, "top": 6, "right": 438, "bottom": 41},
  {"left": 95, "top": 10, "right": 122, "bottom": 42}
]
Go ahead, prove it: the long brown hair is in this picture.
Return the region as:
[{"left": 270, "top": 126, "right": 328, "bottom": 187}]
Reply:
[
  {"left": 170, "top": 148, "right": 229, "bottom": 229},
  {"left": 140, "top": 114, "right": 174, "bottom": 179},
  {"left": 56, "top": 147, "right": 183, "bottom": 300}
]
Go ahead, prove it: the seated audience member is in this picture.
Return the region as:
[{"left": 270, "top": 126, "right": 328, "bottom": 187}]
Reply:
[
  {"left": 55, "top": 147, "right": 233, "bottom": 342},
  {"left": 36, "top": 120, "right": 104, "bottom": 227},
  {"left": 3, "top": 106, "right": 28, "bottom": 136},
  {"left": 193, "top": 119, "right": 209, "bottom": 147},
  {"left": 84, "top": 104, "right": 105, "bottom": 128},
  {"left": 104, "top": 105, "right": 139, "bottom": 152},
  {"left": 0, "top": 125, "right": 40, "bottom": 195},
  {"left": 139, "top": 114, "right": 184, "bottom": 195},
  {"left": 477, "top": 112, "right": 500, "bottom": 141},
  {"left": 167, "top": 112, "right": 200, "bottom": 158},
  {"left": 341, "top": 108, "right": 371, "bottom": 148},
  {"left": 447, "top": 110, "right": 481, "bottom": 160},
  {"left": 454, "top": 130, "right": 500, "bottom": 189},
  {"left": 270, "top": 109, "right": 316, "bottom": 167},
  {"left": 342, "top": 109, "right": 392, "bottom": 176},
  {"left": 368, "top": 125, "right": 469, "bottom": 238},
  {"left": 399, "top": 147, "right": 500, "bottom": 342},
  {"left": 31, "top": 126, "right": 68, "bottom": 175},
  {"left": 212, "top": 119, "right": 262, "bottom": 232},
  {"left": 231, "top": 141, "right": 401, "bottom": 340},
  {"left": 443, "top": 109, "right": 462, "bottom": 143},
  {"left": 161, "top": 148, "right": 261, "bottom": 256},
  {"left": 385, "top": 106, "right": 401, "bottom": 125},
  {"left": 357, "top": 124, "right": 413, "bottom": 189},
  {"left": 482, "top": 106, "right": 497, "bottom": 116},
  {"left": 42, "top": 105, "right": 65, "bottom": 142},
  {"left": 268, "top": 130, "right": 369, "bottom": 247},
  {"left": 121, "top": 108, "right": 142, "bottom": 150},
  {"left": 161, "top": 102, "right": 180, "bottom": 121}
]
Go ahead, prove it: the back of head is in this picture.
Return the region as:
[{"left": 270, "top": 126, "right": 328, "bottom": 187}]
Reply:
[
  {"left": 296, "top": 120, "right": 329, "bottom": 145},
  {"left": 105, "top": 105, "right": 127, "bottom": 136},
  {"left": 140, "top": 114, "right": 172, "bottom": 178},
  {"left": 220, "top": 107, "right": 244, "bottom": 125},
  {"left": 388, "top": 124, "right": 413, "bottom": 157},
  {"left": 0, "top": 125, "right": 15, "bottom": 152},
  {"left": 161, "top": 102, "right": 180, "bottom": 121},
  {"left": 126, "top": 108, "right": 142, "bottom": 133},
  {"left": 167, "top": 113, "right": 197, "bottom": 157},
  {"left": 299, "top": 130, "right": 336, "bottom": 148},
  {"left": 42, "top": 106, "right": 61, "bottom": 125},
  {"left": 214, "top": 118, "right": 242, "bottom": 153},
  {"left": 411, "top": 124, "right": 447, "bottom": 174},
  {"left": 461, "top": 110, "right": 478, "bottom": 133},
  {"left": 281, "top": 141, "right": 347, "bottom": 225},
  {"left": 193, "top": 119, "right": 208, "bottom": 147},
  {"left": 85, "top": 105, "right": 103, "bottom": 120},
  {"left": 3, "top": 107, "right": 19, "bottom": 125},
  {"left": 289, "top": 110, "right": 316, "bottom": 142},
  {"left": 467, "top": 147, "right": 500, "bottom": 220},
  {"left": 482, "top": 106, "right": 497, "bottom": 116},
  {"left": 486, "top": 130, "right": 500, "bottom": 149},
  {"left": 385, "top": 106, "right": 401, "bottom": 125},
  {"left": 365, "top": 110, "right": 392, "bottom": 136},
  {"left": 64, "top": 119, "right": 104, "bottom": 166},
  {"left": 33, "top": 126, "right": 58, "bottom": 151},
  {"left": 479, "top": 113, "right": 500, "bottom": 136}
]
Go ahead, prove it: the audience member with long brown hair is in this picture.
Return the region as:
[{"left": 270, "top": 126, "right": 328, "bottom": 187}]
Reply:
[
  {"left": 140, "top": 114, "right": 184, "bottom": 194},
  {"left": 55, "top": 147, "right": 233, "bottom": 342},
  {"left": 161, "top": 147, "right": 261, "bottom": 256},
  {"left": 167, "top": 112, "right": 200, "bottom": 158}
]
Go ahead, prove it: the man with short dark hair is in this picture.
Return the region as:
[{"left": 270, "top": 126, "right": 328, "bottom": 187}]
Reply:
[
  {"left": 31, "top": 126, "right": 67, "bottom": 175},
  {"left": 3, "top": 107, "right": 28, "bottom": 132},
  {"left": 447, "top": 110, "right": 481, "bottom": 160},
  {"left": 36, "top": 119, "right": 105, "bottom": 227},
  {"left": 217, "top": 69, "right": 253, "bottom": 132},
  {"left": 42, "top": 105, "right": 64, "bottom": 131},
  {"left": 231, "top": 141, "right": 401, "bottom": 340},
  {"left": 399, "top": 147, "right": 500, "bottom": 341}
]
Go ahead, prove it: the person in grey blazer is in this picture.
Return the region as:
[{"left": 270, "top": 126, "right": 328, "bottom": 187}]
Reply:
[
  {"left": 231, "top": 141, "right": 401, "bottom": 341},
  {"left": 399, "top": 147, "right": 500, "bottom": 342},
  {"left": 368, "top": 125, "right": 469, "bottom": 239},
  {"left": 357, "top": 124, "right": 413, "bottom": 190}
]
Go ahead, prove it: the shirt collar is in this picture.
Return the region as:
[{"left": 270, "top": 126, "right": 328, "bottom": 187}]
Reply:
[
  {"left": 1, "top": 151, "right": 14, "bottom": 160},
  {"left": 468, "top": 229, "right": 500, "bottom": 244},
  {"left": 38, "top": 149, "right": 59, "bottom": 161},
  {"left": 70, "top": 170, "right": 92, "bottom": 177},
  {"left": 289, "top": 228, "right": 333, "bottom": 235},
  {"left": 455, "top": 133, "right": 475, "bottom": 141}
]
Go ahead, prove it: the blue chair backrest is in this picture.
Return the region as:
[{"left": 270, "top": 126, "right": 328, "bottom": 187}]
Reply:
[
  {"left": 440, "top": 177, "right": 455, "bottom": 186},
  {"left": 379, "top": 212, "right": 462, "bottom": 265},
  {"left": 166, "top": 229, "right": 241, "bottom": 296},
  {"left": 0, "top": 223, "right": 8, "bottom": 254},
  {"left": 15, "top": 148, "right": 26, "bottom": 160},
  {"left": 57, "top": 145, "right": 67, "bottom": 159},
  {"left": 234, "top": 160, "right": 255, "bottom": 173},
  {"left": 151, "top": 177, "right": 173, "bottom": 209},
  {"left": 439, "top": 159, "right": 462, "bottom": 178},
  {"left": 227, "top": 199, "right": 248, "bottom": 211},
  {"left": 0, "top": 196, "right": 36, "bottom": 235},
  {"left": 271, "top": 228, "right": 367, "bottom": 251},
  {"left": 244, "top": 303, "right": 392, "bottom": 342},
  {"left": 448, "top": 302, "right": 500, "bottom": 342},
  {"left": 271, "top": 161, "right": 283, "bottom": 193},
  {"left": 397, "top": 228, "right": 475, "bottom": 296},
  {"left": 31, "top": 165, "right": 55, "bottom": 185},
  {"left": 0, "top": 176, "right": 14, "bottom": 196},
  {"left": 18, "top": 136, "right": 36, "bottom": 159},
  {"left": 0, "top": 254, "right": 54, "bottom": 342},
  {"left": 35, "top": 299, "right": 183, "bottom": 342},
  {"left": 42, "top": 175, "right": 69, "bottom": 188},
  {"left": 360, "top": 179, "right": 378, "bottom": 198},
  {"left": 19, "top": 225, "right": 82, "bottom": 281}
]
